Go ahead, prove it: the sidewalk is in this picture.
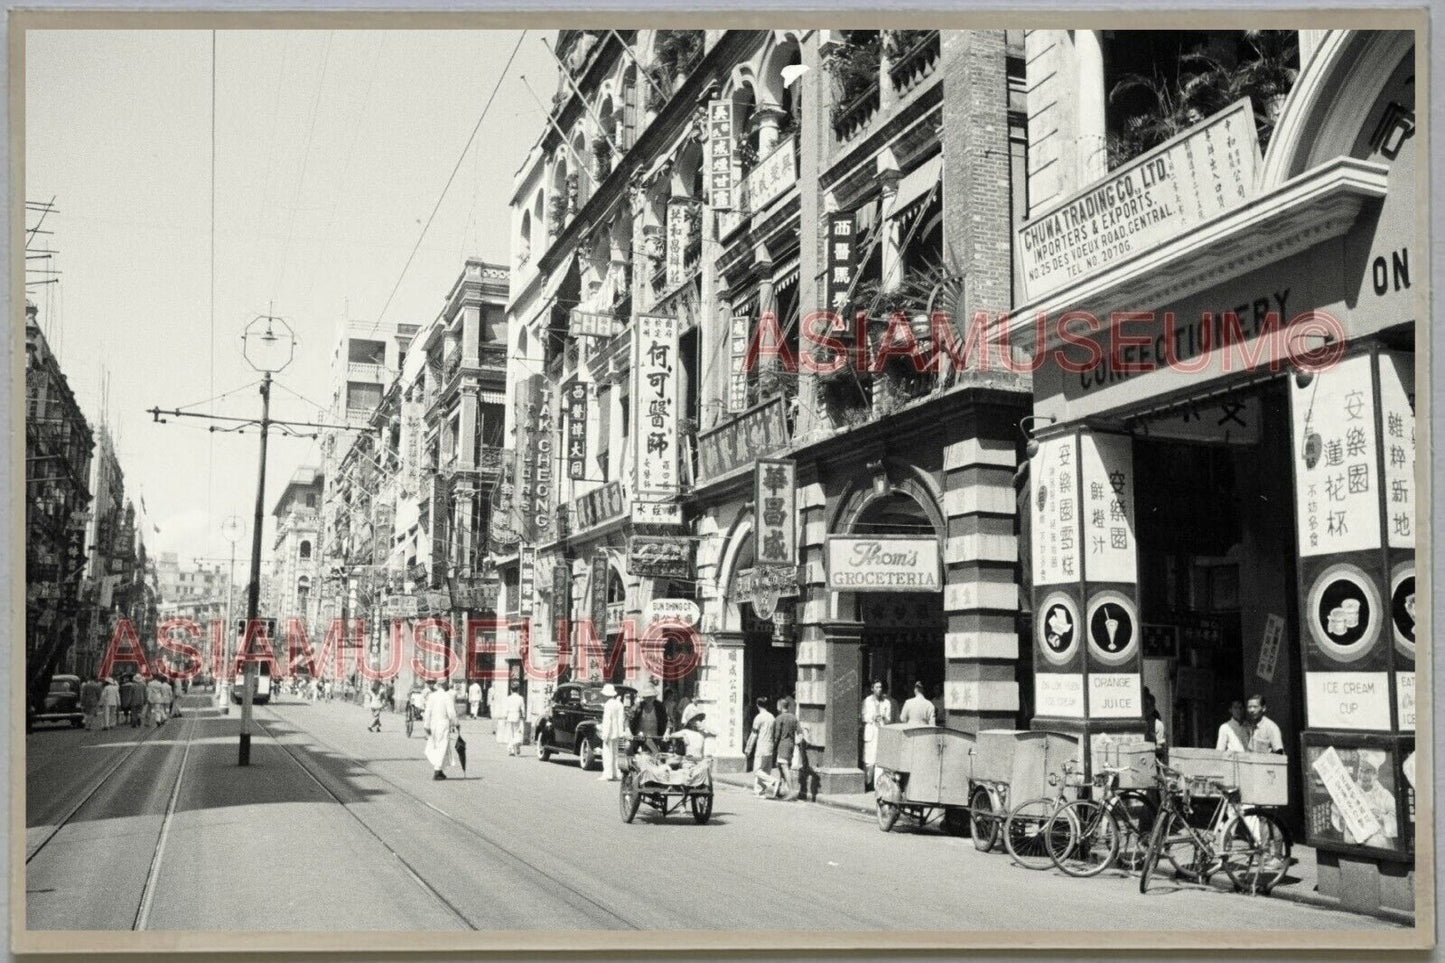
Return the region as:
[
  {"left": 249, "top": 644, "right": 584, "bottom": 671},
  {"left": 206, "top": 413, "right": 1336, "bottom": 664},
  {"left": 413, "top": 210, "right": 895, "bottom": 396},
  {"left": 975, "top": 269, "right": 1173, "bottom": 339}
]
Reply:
[{"left": 710, "top": 769, "right": 1411, "bottom": 926}]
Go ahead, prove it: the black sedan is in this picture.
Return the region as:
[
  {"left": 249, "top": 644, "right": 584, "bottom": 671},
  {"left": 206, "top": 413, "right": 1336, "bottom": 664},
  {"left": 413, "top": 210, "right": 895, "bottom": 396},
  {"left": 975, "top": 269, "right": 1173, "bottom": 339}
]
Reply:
[
  {"left": 534, "top": 681, "right": 635, "bottom": 770},
  {"left": 29, "top": 674, "right": 85, "bottom": 730}
]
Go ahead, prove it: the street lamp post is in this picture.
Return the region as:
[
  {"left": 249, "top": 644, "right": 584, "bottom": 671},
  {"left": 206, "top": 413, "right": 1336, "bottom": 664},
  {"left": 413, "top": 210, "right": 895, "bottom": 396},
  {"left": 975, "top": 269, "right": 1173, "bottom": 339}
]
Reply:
[{"left": 238, "top": 314, "right": 294, "bottom": 766}]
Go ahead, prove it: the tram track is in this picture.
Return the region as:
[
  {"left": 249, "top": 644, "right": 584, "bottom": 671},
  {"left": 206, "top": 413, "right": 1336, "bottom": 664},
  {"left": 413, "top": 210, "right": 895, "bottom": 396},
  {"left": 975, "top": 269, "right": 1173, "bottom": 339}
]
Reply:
[{"left": 254, "top": 707, "right": 640, "bottom": 930}]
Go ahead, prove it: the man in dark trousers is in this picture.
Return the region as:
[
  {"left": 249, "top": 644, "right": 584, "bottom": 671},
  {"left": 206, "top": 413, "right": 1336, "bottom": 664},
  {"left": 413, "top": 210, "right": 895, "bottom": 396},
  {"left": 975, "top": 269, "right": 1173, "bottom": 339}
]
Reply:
[{"left": 769, "top": 696, "right": 801, "bottom": 801}]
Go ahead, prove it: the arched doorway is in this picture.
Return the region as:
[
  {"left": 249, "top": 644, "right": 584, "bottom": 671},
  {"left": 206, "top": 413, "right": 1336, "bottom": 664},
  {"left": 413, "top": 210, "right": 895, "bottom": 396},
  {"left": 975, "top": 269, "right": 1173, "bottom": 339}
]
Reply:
[{"left": 850, "top": 489, "right": 947, "bottom": 719}]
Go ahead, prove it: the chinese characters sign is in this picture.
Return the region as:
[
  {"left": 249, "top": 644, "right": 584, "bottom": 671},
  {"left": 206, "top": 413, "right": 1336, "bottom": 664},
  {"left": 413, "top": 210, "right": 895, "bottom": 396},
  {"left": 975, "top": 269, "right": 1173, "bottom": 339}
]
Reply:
[
  {"left": 826, "top": 212, "right": 856, "bottom": 313},
  {"left": 727, "top": 315, "right": 750, "bottom": 413},
  {"left": 1017, "top": 99, "right": 1259, "bottom": 301},
  {"left": 564, "top": 381, "right": 588, "bottom": 482},
  {"left": 706, "top": 99, "right": 734, "bottom": 210},
  {"left": 665, "top": 202, "right": 690, "bottom": 291},
  {"left": 632, "top": 314, "right": 679, "bottom": 498},
  {"left": 697, "top": 396, "right": 789, "bottom": 482},
  {"left": 736, "top": 136, "right": 797, "bottom": 216},
  {"left": 1377, "top": 351, "right": 1414, "bottom": 549},
  {"left": 518, "top": 546, "right": 536, "bottom": 618},
  {"left": 1291, "top": 353, "right": 1380, "bottom": 556},
  {"left": 753, "top": 458, "right": 796, "bottom": 568},
  {"left": 570, "top": 309, "right": 622, "bottom": 339},
  {"left": 1031, "top": 434, "right": 1080, "bottom": 587},
  {"left": 570, "top": 480, "right": 624, "bottom": 532},
  {"left": 1078, "top": 433, "right": 1136, "bottom": 584},
  {"left": 515, "top": 375, "right": 556, "bottom": 544}
]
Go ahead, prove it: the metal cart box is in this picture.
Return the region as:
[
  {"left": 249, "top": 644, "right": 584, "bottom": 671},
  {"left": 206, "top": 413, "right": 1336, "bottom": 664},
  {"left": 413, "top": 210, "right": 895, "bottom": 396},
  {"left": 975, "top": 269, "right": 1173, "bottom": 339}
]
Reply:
[
  {"left": 875, "top": 725, "right": 977, "bottom": 805},
  {"left": 1168, "top": 748, "right": 1290, "bottom": 806},
  {"left": 973, "top": 729, "right": 1081, "bottom": 799},
  {"left": 1091, "top": 738, "right": 1157, "bottom": 789}
]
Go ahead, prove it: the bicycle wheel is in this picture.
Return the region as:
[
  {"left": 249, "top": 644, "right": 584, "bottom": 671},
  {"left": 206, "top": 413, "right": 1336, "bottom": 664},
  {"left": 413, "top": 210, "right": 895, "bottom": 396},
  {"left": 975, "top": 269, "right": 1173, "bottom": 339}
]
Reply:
[
  {"left": 1004, "top": 797, "right": 1070, "bottom": 871},
  {"left": 969, "top": 786, "right": 999, "bottom": 853},
  {"left": 1114, "top": 790, "right": 1157, "bottom": 872},
  {"left": 1221, "top": 810, "right": 1291, "bottom": 894},
  {"left": 1158, "top": 810, "right": 1210, "bottom": 883},
  {"left": 1048, "top": 799, "right": 1120, "bottom": 878}
]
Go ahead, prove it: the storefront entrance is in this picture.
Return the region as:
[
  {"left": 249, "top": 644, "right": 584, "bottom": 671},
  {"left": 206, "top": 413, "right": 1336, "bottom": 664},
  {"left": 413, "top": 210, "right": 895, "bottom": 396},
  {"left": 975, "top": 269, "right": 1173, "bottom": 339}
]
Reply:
[{"left": 1132, "top": 383, "right": 1305, "bottom": 829}]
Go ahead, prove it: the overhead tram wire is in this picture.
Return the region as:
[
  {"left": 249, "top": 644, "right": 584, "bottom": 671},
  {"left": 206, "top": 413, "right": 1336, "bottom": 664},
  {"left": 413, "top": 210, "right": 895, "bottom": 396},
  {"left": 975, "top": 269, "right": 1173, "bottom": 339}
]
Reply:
[
  {"left": 272, "top": 30, "right": 334, "bottom": 301},
  {"left": 367, "top": 30, "right": 526, "bottom": 338},
  {"left": 210, "top": 29, "right": 217, "bottom": 533}
]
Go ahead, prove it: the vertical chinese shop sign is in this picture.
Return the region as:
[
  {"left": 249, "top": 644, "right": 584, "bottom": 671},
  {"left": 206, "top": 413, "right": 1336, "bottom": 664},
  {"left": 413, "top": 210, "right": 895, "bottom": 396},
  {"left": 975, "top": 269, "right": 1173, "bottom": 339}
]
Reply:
[{"left": 633, "top": 314, "right": 679, "bottom": 499}]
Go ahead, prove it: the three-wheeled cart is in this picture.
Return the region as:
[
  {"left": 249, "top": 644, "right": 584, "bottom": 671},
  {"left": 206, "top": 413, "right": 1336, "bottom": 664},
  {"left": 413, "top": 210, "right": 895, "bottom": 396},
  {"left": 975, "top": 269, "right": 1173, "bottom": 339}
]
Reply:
[
  {"left": 618, "top": 737, "right": 715, "bottom": 824},
  {"left": 872, "top": 724, "right": 976, "bottom": 836}
]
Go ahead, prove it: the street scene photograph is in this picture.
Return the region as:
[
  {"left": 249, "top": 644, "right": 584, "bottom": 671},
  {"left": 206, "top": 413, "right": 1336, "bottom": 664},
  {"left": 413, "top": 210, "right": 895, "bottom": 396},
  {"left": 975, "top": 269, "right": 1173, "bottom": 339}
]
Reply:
[{"left": 16, "top": 14, "right": 1428, "bottom": 951}]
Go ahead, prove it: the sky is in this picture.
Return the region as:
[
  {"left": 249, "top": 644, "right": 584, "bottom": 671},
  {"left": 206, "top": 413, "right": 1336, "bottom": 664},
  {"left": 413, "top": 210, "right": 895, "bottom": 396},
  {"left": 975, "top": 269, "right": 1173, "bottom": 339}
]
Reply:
[{"left": 25, "top": 29, "right": 556, "bottom": 569}]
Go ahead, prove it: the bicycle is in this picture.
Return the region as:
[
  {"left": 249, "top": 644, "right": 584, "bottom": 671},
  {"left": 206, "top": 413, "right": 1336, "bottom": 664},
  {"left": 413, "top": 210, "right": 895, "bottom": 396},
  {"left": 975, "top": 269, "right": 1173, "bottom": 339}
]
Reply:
[
  {"left": 1138, "top": 762, "right": 1292, "bottom": 895},
  {"left": 1002, "top": 759, "right": 1085, "bottom": 870},
  {"left": 1045, "top": 765, "right": 1157, "bottom": 878}
]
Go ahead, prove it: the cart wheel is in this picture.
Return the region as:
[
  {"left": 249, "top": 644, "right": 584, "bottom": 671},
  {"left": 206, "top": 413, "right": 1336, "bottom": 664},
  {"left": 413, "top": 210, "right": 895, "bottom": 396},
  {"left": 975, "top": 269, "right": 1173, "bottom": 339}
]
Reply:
[
  {"left": 943, "top": 808, "right": 971, "bottom": 837},
  {"left": 619, "top": 773, "right": 641, "bottom": 823},
  {"left": 875, "top": 796, "right": 901, "bottom": 832},
  {"left": 969, "top": 786, "right": 999, "bottom": 852},
  {"left": 690, "top": 791, "right": 714, "bottom": 825}
]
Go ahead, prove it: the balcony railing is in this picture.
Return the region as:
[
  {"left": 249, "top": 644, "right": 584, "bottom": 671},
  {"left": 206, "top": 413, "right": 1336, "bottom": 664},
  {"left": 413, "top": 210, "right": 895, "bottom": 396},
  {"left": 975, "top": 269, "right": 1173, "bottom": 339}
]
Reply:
[
  {"left": 479, "top": 342, "right": 507, "bottom": 369},
  {"left": 888, "top": 30, "right": 941, "bottom": 95},
  {"left": 347, "top": 361, "right": 387, "bottom": 381},
  {"left": 833, "top": 81, "right": 881, "bottom": 144}
]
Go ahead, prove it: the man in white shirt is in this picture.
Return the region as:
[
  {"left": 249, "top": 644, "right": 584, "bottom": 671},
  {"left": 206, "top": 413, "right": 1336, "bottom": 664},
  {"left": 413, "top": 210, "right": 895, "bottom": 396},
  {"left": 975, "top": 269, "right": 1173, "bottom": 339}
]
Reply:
[
  {"left": 1216, "top": 699, "right": 1249, "bottom": 752},
  {"left": 423, "top": 679, "right": 458, "bottom": 780},
  {"left": 500, "top": 681, "right": 527, "bottom": 756},
  {"left": 1245, "top": 694, "right": 1284, "bottom": 754},
  {"left": 746, "top": 697, "right": 777, "bottom": 797},
  {"left": 899, "top": 681, "right": 937, "bottom": 726},
  {"left": 467, "top": 680, "right": 483, "bottom": 718},
  {"left": 860, "top": 681, "right": 892, "bottom": 789},
  {"left": 598, "top": 683, "right": 626, "bottom": 781}
]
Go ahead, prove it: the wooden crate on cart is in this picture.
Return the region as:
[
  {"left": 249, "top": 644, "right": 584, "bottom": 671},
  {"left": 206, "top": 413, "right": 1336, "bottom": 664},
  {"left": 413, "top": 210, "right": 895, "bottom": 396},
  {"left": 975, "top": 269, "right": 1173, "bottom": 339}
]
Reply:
[
  {"left": 1168, "top": 747, "right": 1289, "bottom": 806},
  {"left": 875, "top": 724, "right": 976, "bottom": 806},
  {"left": 972, "top": 729, "right": 1081, "bottom": 800}
]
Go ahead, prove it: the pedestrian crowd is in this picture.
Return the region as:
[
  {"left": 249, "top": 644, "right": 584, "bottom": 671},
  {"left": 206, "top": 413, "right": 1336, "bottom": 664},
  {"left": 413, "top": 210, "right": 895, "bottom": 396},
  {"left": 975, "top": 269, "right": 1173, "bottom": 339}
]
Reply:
[{"left": 78, "top": 672, "right": 180, "bottom": 730}]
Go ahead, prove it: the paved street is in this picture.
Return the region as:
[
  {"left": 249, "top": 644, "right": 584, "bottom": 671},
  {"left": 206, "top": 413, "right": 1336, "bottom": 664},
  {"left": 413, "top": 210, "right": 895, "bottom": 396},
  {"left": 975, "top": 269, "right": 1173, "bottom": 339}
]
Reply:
[{"left": 24, "top": 691, "right": 1409, "bottom": 934}]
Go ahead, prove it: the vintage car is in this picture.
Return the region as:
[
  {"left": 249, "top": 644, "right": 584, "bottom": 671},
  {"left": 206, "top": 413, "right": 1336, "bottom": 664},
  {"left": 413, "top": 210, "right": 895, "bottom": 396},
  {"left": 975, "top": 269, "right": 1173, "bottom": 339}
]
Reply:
[
  {"left": 534, "top": 681, "right": 636, "bottom": 770},
  {"left": 29, "top": 674, "right": 85, "bottom": 730}
]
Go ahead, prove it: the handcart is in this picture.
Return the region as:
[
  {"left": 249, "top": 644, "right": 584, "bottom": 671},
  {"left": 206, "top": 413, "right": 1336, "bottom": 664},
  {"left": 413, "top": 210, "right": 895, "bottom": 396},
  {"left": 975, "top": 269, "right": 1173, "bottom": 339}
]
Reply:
[
  {"left": 872, "top": 724, "right": 976, "bottom": 836},
  {"left": 968, "top": 729, "right": 1082, "bottom": 865},
  {"left": 619, "top": 736, "right": 715, "bottom": 824}
]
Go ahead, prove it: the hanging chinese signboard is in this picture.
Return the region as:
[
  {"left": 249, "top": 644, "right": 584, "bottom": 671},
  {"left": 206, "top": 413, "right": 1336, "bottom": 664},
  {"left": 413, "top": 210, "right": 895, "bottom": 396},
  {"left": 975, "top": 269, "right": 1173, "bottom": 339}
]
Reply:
[
  {"left": 570, "top": 308, "right": 623, "bottom": 339},
  {"left": 401, "top": 399, "right": 423, "bottom": 497},
  {"left": 1078, "top": 433, "right": 1137, "bottom": 583},
  {"left": 570, "top": 480, "right": 625, "bottom": 532},
  {"left": 727, "top": 314, "right": 750, "bottom": 413},
  {"left": 551, "top": 556, "right": 572, "bottom": 625},
  {"left": 665, "top": 201, "right": 690, "bottom": 291},
  {"left": 706, "top": 99, "right": 734, "bottom": 210},
  {"left": 518, "top": 546, "right": 536, "bottom": 618},
  {"left": 628, "top": 535, "right": 693, "bottom": 579},
  {"left": 826, "top": 212, "right": 856, "bottom": 314},
  {"left": 632, "top": 314, "right": 679, "bottom": 498},
  {"left": 631, "top": 501, "right": 682, "bottom": 526},
  {"left": 696, "top": 396, "right": 790, "bottom": 483},
  {"left": 591, "top": 550, "right": 611, "bottom": 634},
  {"left": 488, "top": 453, "right": 518, "bottom": 549},
  {"left": 564, "top": 380, "right": 588, "bottom": 482},
  {"left": 1377, "top": 351, "right": 1415, "bottom": 550},
  {"left": 753, "top": 458, "right": 796, "bottom": 568},
  {"left": 515, "top": 374, "right": 556, "bottom": 544}
]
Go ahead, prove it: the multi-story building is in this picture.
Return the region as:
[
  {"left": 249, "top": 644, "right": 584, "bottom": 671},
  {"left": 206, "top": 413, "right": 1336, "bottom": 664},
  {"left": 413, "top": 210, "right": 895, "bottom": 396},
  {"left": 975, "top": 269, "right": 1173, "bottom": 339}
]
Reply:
[
  {"left": 155, "top": 551, "right": 233, "bottom": 629},
  {"left": 77, "top": 425, "right": 150, "bottom": 677},
  {"left": 268, "top": 468, "right": 324, "bottom": 633},
  {"left": 24, "top": 301, "right": 95, "bottom": 705},
  {"left": 513, "top": 29, "right": 1032, "bottom": 777},
  {"left": 1013, "top": 27, "right": 1416, "bottom": 914}
]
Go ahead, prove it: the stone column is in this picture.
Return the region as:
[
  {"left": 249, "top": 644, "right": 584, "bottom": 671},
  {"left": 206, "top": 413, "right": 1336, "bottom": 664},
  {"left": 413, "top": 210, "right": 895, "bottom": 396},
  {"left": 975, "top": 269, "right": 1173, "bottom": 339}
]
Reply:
[
  {"left": 1074, "top": 30, "right": 1108, "bottom": 187},
  {"left": 815, "top": 619, "right": 865, "bottom": 796},
  {"left": 942, "top": 407, "right": 1025, "bottom": 734},
  {"left": 705, "top": 629, "right": 747, "bottom": 772},
  {"left": 877, "top": 164, "right": 902, "bottom": 294},
  {"left": 753, "top": 103, "right": 787, "bottom": 156}
]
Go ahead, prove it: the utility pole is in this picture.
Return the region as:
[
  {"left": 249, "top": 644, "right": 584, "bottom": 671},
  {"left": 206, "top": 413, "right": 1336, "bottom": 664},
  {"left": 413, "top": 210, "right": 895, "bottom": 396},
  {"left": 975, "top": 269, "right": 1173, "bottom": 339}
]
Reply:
[
  {"left": 220, "top": 515, "right": 243, "bottom": 712},
  {"left": 237, "top": 313, "right": 294, "bottom": 766}
]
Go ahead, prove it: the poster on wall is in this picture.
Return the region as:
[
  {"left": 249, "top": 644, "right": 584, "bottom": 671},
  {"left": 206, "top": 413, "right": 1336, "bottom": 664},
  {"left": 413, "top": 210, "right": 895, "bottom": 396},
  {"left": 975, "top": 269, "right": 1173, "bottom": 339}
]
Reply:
[
  {"left": 1377, "top": 351, "right": 1415, "bottom": 549},
  {"left": 727, "top": 315, "right": 750, "bottom": 413},
  {"left": 1030, "top": 434, "right": 1080, "bottom": 587},
  {"left": 632, "top": 314, "right": 679, "bottom": 498},
  {"left": 1078, "top": 434, "right": 1137, "bottom": 584},
  {"left": 1290, "top": 353, "right": 1381, "bottom": 557},
  {"left": 1305, "top": 740, "right": 1405, "bottom": 856}
]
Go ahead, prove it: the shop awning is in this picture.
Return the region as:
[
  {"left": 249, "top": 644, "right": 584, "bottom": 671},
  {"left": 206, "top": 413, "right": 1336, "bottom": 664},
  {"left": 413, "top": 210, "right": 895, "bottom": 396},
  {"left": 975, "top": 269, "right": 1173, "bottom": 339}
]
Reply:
[
  {"left": 773, "top": 261, "right": 801, "bottom": 298},
  {"left": 889, "top": 154, "right": 943, "bottom": 234},
  {"left": 478, "top": 390, "right": 507, "bottom": 405},
  {"left": 541, "top": 252, "right": 578, "bottom": 306},
  {"left": 853, "top": 196, "right": 880, "bottom": 242}
]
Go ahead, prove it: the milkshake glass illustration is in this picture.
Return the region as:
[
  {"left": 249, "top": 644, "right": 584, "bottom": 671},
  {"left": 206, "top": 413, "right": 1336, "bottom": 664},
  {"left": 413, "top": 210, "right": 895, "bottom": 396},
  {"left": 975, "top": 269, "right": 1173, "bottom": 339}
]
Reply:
[{"left": 1104, "top": 605, "right": 1120, "bottom": 650}]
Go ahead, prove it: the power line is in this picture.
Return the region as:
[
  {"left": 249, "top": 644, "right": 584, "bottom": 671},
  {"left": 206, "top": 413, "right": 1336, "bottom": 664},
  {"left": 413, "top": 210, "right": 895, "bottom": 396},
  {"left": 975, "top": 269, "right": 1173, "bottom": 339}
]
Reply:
[
  {"left": 273, "top": 30, "right": 335, "bottom": 300},
  {"left": 210, "top": 29, "right": 217, "bottom": 538},
  {"left": 368, "top": 29, "right": 526, "bottom": 337}
]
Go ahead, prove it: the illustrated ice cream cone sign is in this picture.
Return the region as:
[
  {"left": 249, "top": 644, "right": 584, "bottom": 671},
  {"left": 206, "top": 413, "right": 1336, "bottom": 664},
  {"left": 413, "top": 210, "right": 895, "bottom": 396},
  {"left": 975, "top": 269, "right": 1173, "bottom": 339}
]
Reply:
[{"left": 1047, "top": 605, "right": 1072, "bottom": 648}]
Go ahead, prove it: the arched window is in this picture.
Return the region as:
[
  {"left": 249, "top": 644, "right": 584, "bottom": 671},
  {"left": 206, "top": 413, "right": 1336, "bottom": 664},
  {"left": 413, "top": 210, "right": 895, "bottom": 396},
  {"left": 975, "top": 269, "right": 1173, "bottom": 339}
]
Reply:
[
  {"left": 519, "top": 210, "right": 532, "bottom": 264},
  {"left": 299, "top": 540, "right": 312, "bottom": 560}
]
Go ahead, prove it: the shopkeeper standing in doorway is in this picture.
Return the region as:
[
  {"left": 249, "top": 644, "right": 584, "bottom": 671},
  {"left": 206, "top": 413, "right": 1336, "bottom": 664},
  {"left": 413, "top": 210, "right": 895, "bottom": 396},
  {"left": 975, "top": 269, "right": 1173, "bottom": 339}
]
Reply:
[{"left": 1244, "top": 694, "right": 1285, "bottom": 754}]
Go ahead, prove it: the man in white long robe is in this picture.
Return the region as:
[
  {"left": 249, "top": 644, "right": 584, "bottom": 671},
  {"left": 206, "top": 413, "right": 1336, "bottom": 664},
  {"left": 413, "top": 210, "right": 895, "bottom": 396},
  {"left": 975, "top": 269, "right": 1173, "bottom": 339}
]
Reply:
[
  {"left": 500, "top": 682, "right": 527, "bottom": 756},
  {"left": 423, "top": 680, "right": 458, "bottom": 780}
]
